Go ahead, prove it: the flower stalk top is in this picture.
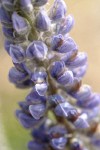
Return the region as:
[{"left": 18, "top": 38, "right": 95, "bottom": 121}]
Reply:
[{"left": 0, "top": 0, "right": 100, "bottom": 150}]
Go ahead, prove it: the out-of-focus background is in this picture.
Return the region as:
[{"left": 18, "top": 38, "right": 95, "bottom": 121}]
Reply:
[{"left": 0, "top": 0, "right": 100, "bottom": 150}]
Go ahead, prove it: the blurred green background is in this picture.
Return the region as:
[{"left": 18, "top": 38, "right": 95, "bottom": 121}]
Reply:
[{"left": 0, "top": 0, "right": 100, "bottom": 149}]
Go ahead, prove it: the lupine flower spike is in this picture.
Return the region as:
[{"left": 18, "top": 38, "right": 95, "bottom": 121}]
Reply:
[{"left": 0, "top": 0, "right": 100, "bottom": 150}]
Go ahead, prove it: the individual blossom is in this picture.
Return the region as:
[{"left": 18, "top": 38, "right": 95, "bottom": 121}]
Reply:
[
  {"left": 50, "top": 61, "right": 74, "bottom": 85},
  {"left": 48, "top": 125, "right": 67, "bottom": 150},
  {"left": 51, "top": 35, "right": 78, "bottom": 53},
  {"left": 35, "top": 10, "right": 51, "bottom": 31},
  {"left": 1, "top": 0, "right": 14, "bottom": 12},
  {"left": 49, "top": 0, "right": 67, "bottom": 22},
  {"left": 12, "top": 12, "right": 31, "bottom": 35},
  {"left": 20, "top": 0, "right": 33, "bottom": 12},
  {"left": 26, "top": 41, "right": 48, "bottom": 60},
  {"left": 9, "top": 67, "right": 27, "bottom": 84},
  {"left": 32, "top": 0, "right": 48, "bottom": 7},
  {"left": 0, "top": 6, "right": 12, "bottom": 27},
  {"left": 10, "top": 44, "right": 26, "bottom": 63},
  {"left": 56, "top": 14, "right": 75, "bottom": 35},
  {"left": 4, "top": 40, "right": 13, "bottom": 54}
]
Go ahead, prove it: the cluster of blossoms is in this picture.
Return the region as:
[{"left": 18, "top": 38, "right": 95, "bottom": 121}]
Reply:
[{"left": 1, "top": 0, "right": 100, "bottom": 150}]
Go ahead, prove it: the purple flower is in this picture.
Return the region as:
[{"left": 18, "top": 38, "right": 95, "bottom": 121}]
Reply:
[
  {"left": 72, "top": 64, "right": 88, "bottom": 78},
  {"left": 50, "top": 61, "right": 65, "bottom": 78},
  {"left": 51, "top": 34, "right": 64, "bottom": 50},
  {"left": 0, "top": 6, "right": 12, "bottom": 27},
  {"left": 84, "top": 93, "right": 100, "bottom": 109},
  {"left": 26, "top": 41, "right": 48, "bottom": 60},
  {"left": 48, "top": 94, "right": 65, "bottom": 106},
  {"left": 54, "top": 102, "right": 77, "bottom": 118},
  {"left": 57, "top": 14, "right": 74, "bottom": 35},
  {"left": 70, "top": 141, "right": 83, "bottom": 150},
  {"left": 19, "top": 101, "right": 30, "bottom": 113},
  {"left": 71, "top": 84, "right": 92, "bottom": 101},
  {"left": 91, "top": 134, "right": 100, "bottom": 147},
  {"left": 4, "top": 40, "right": 13, "bottom": 54},
  {"left": 35, "top": 82, "right": 48, "bottom": 96},
  {"left": 31, "top": 123, "right": 49, "bottom": 143},
  {"left": 66, "top": 52, "right": 87, "bottom": 68},
  {"left": 15, "top": 79, "right": 33, "bottom": 89},
  {"left": 26, "top": 89, "right": 46, "bottom": 104},
  {"left": 16, "top": 111, "right": 42, "bottom": 128},
  {"left": 50, "top": 61, "right": 74, "bottom": 85},
  {"left": 12, "top": 12, "right": 30, "bottom": 35},
  {"left": 57, "top": 37, "right": 78, "bottom": 53},
  {"left": 28, "top": 141, "right": 46, "bottom": 150},
  {"left": 32, "top": 0, "right": 48, "bottom": 7},
  {"left": 9, "top": 67, "right": 28, "bottom": 84},
  {"left": 49, "top": 0, "right": 67, "bottom": 21},
  {"left": 73, "top": 113, "right": 89, "bottom": 129},
  {"left": 10, "top": 44, "right": 26, "bottom": 63},
  {"left": 36, "top": 10, "right": 51, "bottom": 31},
  {"left": 50, "top": 137, "right": 67, "bottom": 150},
  {"left": 57, "top": 70, "right": 74, "bottom": 85},
  {"left": 49, "top": 125, "right": 67, "bottom": 150},
  {"left": 51, "top": 35, "right": 78, "bottom": 53},
  {"left": 49, "top": 125, "right": 67, "bottom": 138},
  {"left": 2, "top": 26, "right": 13, "bottom": 39},
  {"left": 1, "top": 0, "right": 100, "bottom": 149},
  {"left": 29, "top": 103, "right": 46, "bottom": 120},
  {"left": 70, "top": 85, "right": 100, "bottom": 109},
  {"left": 1, "top": 0, "right": 14, "bottom": 12},
  {"left": 20, "top": 0, "right": 33, "bottom": 12},
  {"left": 31, "top": 70, "right": 47, "bottom": 83}
]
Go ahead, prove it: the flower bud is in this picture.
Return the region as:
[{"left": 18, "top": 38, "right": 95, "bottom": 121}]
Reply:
[
  {"left": 15, "top": 79, "right": 33, "bottom": 89},
  {"left": 26, "top": 89, "right": 46, "bottom": 104},
  {"left": 1, "top": 0, "right": 14, "bottom": 11},
  {"left": 57, "top": 70, "right": 74, "bottom": 85},
  {"left": 4, "top": 40, "right": 13, "bottom": 54},
  {"left": 48, "top": 94, "right": 65, "bottom": 106},
  {"left": 51, "top": 137, "right": 67, "bottom": 150},
  {"left": 28, "top": 141, "right": 45, "bottom": 150},
  {"left": 26, "top": 41, "right": 48, "bottom": 60},
  {"left": 36, "top": 10, "right": 51, "bottom": 31},
  {"left": 0, "top": 6, "right": 12, "bottom": 27},
  {"left": 67, "top": 52, "right": 87, "bottom": 68},
  {"left": 16, "top": 111, "right": 41, "bottom": 128},
  {"left": 12, "top": 12, "right": 30, "bottom": 35},
  {"left": 85, "top": 93, "right": 100, "bottom": 109},
  {"left": 57, "top": 15, "right": 74, "bottom": 35},
  {"left": 50, "top": 61, "right": 65, "bottom": 78},
  {"left": 9, "top": 67, "right": 28, "bottom": 84},
  {"left": 32, "top": 0, "right": 48, "bottom": 7},
  {"left": 49, "top": 0, "right": 67, "bottom": 21},
  {"left": 35, "top": 83, "right": 48, "bottom": 96},
  {"left": 19, "top": 101, "right": 30, "bottom": 113},
  {"left": 72, "top": 84, "right": 92, "bottom": 101},
  {"left": 54, "top": 102, "right": 77, "bottom": 118},
  {"left": 29, "top": 103, "right": 46, "bottom": 120},
  {"left": 10, "top": 44, "right": 25, "bottom": 63},
  {"left": 51, "top": 35, "right": 78, "bottom": 53},
  {"left": 2, "top": 26, "right": 13, "bottom": 39},
  {"left": 70, "top": 141, "right": 83, "bottom": 150},
  {"left": 72, "top": 64, "right": 87, "bottom": 78},
  {"left": 91, "top": 134, "right": 100, "bottom": 147},
  {"left": 74, "top": 113, "right": 89, "bottom": 129},
  {"left": 31, "top": 70, "right": 47, "bottom": 84},
  {"left": 51, "top": 34, "right": 64, "bottom": 51},
  {"left": 20, "top": 0, "right": 33, "bottom": 12}
]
